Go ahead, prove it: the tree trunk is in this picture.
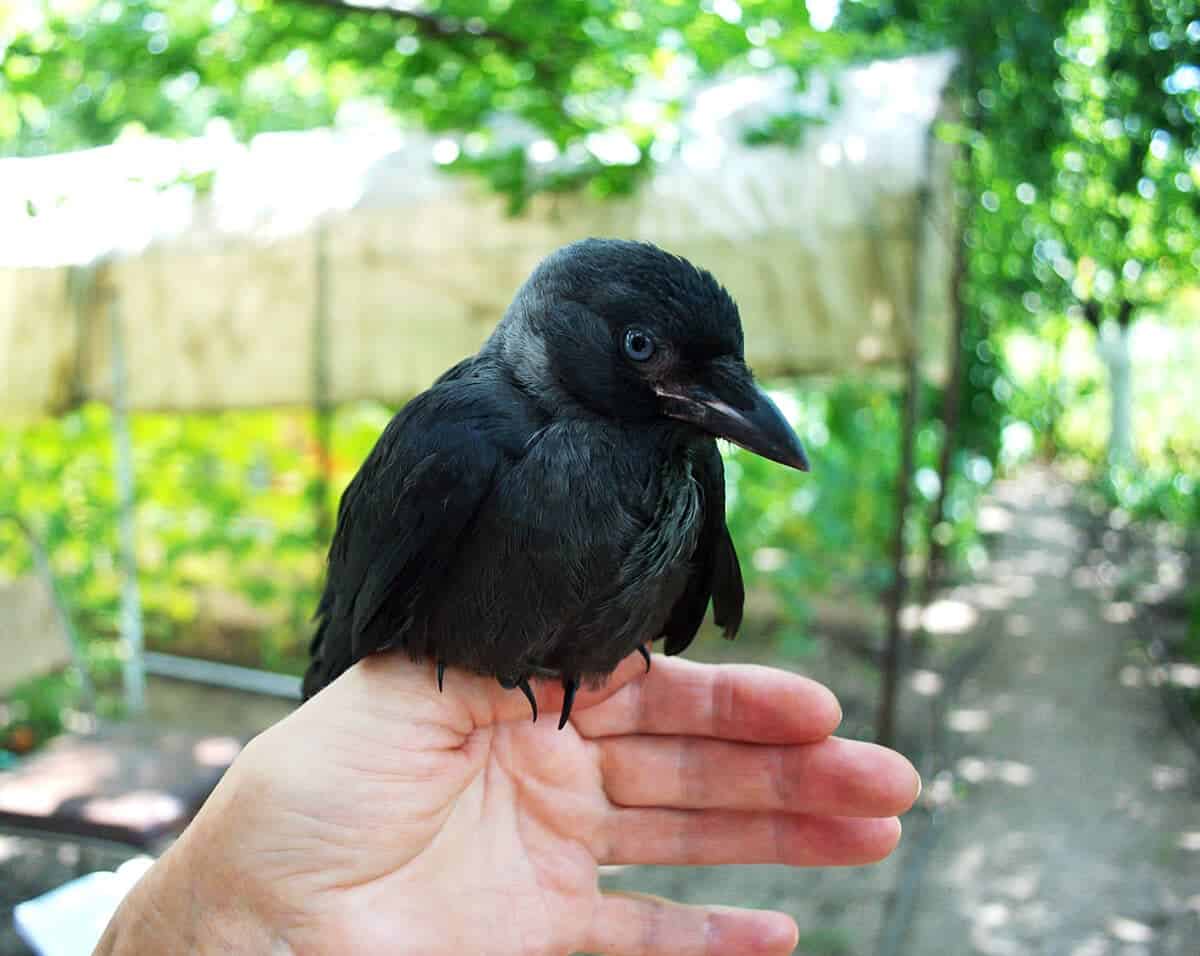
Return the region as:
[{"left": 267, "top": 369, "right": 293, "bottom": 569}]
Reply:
[{"left": 1096, "top": 307, "right": 1135, "bottom": 468}]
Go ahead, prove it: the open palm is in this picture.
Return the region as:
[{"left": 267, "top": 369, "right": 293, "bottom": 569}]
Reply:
[{"left": 183, "top": 650, "right": 918, "bottom": 956}]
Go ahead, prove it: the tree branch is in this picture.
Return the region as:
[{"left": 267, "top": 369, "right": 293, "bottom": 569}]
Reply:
[{"left": 280, "top": 0, "right": 528, "bottom": 54}]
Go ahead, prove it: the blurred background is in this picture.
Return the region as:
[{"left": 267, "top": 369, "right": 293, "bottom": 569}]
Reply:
[{"left": 1, "top": 1, "right": 1198, "bottom": 953}]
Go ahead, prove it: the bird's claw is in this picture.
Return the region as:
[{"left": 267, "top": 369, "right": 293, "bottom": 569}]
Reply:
[
  {"left": 516, "top": 678, "right": 538, "bottom": 723},
  {"left": 497, "top": 674, "right": 539, "bottom": 722},
  {"left": 437, "top": 660, "right": 446, "bottom": 693},
  {"left": 636, "top": 644, "right": 652, "bottom": 673},
  {"left": 558, "top": 676, "right": 578, "bottom": 730}
]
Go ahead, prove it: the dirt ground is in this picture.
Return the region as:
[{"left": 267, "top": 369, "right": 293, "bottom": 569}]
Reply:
[
  {"left": 0, "top": 684, "right": 292, "bottom": 956},
  {"left": 896, "top": 472, "right": 1200, "bottom": 955},
  {"left": 3, "top": 469, "right": 1197, "bottom": 955}
]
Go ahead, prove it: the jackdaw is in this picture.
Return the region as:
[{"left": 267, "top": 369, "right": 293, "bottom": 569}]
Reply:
[{"left": 303, "top": 238, "right": 809, "bottom": 727}]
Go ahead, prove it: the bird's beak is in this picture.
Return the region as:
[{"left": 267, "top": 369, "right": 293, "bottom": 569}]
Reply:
[{"left": 655, "top": 361, "right": 810, "bottom": 472}]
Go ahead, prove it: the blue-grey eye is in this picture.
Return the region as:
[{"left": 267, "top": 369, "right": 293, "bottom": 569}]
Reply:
[{"left": 623, "top": 328, "right": 655, "bottom": 362}]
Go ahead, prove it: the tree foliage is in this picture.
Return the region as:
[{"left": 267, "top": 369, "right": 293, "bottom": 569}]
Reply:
[{"left": 2, "top": 0, "right": 869, "bottom": 205}]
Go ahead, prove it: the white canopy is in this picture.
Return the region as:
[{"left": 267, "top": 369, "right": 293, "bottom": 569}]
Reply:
[{"left": 0, "top": 51, "right": 957, "bottom": 415}]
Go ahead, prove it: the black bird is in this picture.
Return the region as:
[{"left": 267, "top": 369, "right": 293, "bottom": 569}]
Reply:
[{"left": 302, "top": 239, "right": 809, "bottom": 727}]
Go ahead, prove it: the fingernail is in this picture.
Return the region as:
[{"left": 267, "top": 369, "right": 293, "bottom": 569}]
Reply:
[
  {"left": 708, "top": 908, "right": 798, "bottom": 954},
  {"left": 760, "top": 913, "right": 800, "bottom": 953}
]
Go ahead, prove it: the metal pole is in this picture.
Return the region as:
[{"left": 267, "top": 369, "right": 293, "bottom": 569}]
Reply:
[
  {"left": 143, "top": 651, "right": 301, "bottom": 700},
  {"left": 876, "top": 352, "right": 920, "bottom": 749},
  {"left": 110, "top": 291, "right": 145, "bottom": 713},
  {"left": 875, "top": 126, "right": 937, "bottom": 748},
  {"left": 920, "top": 217, "right": 967, "bottom": 609},
  {"left": 313, "top": 220, "right": 334, "bottom": 545},
  {"left": 922, "top": 65, "right": 973, "bottom": 609}
]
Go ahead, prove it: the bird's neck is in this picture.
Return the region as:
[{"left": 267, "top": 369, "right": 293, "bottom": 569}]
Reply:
[{"left": 482, "top": 320, "right": 611, "bottom": 424}]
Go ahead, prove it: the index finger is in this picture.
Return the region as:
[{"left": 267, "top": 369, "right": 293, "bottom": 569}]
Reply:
[{"left": 572, "top": 655, "right": 843, "bottom": 743}]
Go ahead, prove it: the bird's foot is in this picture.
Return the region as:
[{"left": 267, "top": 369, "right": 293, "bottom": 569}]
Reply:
[
  {"left": 558, "top": 676, "right": 578, "bottom": 731},
  {"left": 497, "top": 674, "right": 539, "bottom": 723},
  {"left": 636, "top": 644, "right": 652, "bottom": 673},
  {"left": 437, "top": 660, "right": 446, "bottom": 693}
]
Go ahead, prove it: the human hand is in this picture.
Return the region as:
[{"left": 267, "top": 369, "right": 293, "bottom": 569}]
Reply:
[{"left": 98, "top": 651, "right": 919, "bottom": 956}]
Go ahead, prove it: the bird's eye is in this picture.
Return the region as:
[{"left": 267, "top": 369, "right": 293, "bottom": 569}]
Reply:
[{"left": 623, "top": 329, "right": 656, "bottom": 362}]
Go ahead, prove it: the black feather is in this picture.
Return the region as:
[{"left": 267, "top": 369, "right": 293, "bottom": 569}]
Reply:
[{"left": 303, "top": 238, "right": 808, "bottom": 722}]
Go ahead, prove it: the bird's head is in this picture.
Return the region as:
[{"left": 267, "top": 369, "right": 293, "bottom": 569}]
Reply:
[{"left": 492, "top": 238, "right": 809, "bottom": 472}]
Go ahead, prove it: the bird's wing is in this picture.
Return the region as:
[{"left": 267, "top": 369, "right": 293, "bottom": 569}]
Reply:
[
  {"left": 661, "top": 442, "right": 744, "bottom": 657},
  {"left": 304, "top": 377, "right": 518, "bottom": 696}
]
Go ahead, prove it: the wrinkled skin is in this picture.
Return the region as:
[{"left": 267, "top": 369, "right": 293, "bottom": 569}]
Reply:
[{"left": 99, "top": 651, "right": 919, "bottom": 956}]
